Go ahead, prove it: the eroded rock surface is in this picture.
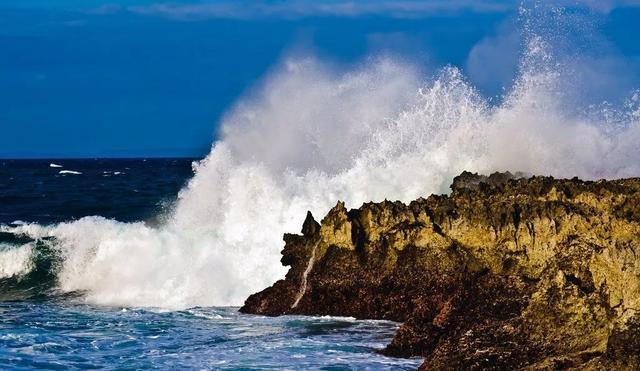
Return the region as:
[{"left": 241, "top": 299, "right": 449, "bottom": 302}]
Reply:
[{"left": 241, "top": 171, "right": 640, "bottom": 369}]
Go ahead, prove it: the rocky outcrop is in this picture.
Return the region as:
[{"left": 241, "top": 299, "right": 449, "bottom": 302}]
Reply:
[{"left": 240, "top": 172, "right": 640, "bottom": 369}]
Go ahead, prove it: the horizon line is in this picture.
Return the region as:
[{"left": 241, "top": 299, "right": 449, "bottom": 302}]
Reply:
[{"left": 0, "top": 155, "right": 204, "bottom": 161}]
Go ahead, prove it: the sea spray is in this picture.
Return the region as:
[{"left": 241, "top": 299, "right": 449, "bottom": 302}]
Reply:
[
  {"left": 0, "top": 243, "right": 34, "bottom": 279},
  {"left": 2, "top": 28, "right": 640, "bottom": 309}
]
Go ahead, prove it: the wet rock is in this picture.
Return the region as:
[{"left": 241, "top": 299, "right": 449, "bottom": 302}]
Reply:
[{"left": 241, "top": 172, "right": 640, "bottom": 369}]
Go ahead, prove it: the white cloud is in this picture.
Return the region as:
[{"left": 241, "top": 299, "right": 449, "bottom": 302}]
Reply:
[
  {"left": 564, "top": 0, "right": 640, "bottom": 13},
  {"left": 126, "top": 1, "right": 514, "bottom": 21},
  {"left": 118, "top": 0, "right": 640, "bottom": 21},
  {"left": 85, "top": 4, "right": 123, "bottom": 15}
]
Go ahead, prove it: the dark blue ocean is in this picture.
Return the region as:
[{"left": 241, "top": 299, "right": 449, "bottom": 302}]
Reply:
[{"left": 0, "top": 159, "right": 421, "bottom": 370}]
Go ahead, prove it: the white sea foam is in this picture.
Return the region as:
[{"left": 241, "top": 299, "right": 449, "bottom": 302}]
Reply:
[
  {"left": 0, "top": 244, "right": 34, "bottom": 279},
  {"left": 59, "top": 170, "right": 82, "bottom": 175},
  {"left": 49, "top": 163, "right": 63, "bottom": 168},
  {"left": 3, "top": 29, "right": 640, "bottom": 309}
]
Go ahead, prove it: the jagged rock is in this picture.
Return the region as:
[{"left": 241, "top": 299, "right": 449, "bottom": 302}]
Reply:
[{"left": 240, "top": 172, "right": 640, "bottom": 369}]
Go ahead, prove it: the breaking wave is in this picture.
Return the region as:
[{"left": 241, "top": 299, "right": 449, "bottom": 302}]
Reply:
[
  {"left": 1, "top": 21, "right": 639, "bottom": 309},
  {"left": 0, "top": 243, "right": 34, "bottom": 279}
]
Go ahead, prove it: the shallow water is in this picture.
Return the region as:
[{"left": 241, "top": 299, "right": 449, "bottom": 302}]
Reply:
[{"left": 0, "top": 301, "right": 421, "bottom": 369}]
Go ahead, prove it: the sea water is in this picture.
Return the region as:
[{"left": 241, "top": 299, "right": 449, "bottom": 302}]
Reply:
[
  {"left": 0, "top": 301, "right": 419, "bottom": 369},
  {"left": 0, "top": 159, "right": 421, "bottom": 369}
]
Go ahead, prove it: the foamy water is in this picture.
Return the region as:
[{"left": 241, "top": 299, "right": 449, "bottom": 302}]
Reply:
[
  {"left": 2, "top": 29, "right": 639, "bottom": 309},
  {"left": 0, "top": 243, "right": 34, "bottom": 279}
]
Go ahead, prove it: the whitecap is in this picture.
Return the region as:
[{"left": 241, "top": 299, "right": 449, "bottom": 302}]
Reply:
[{"left": 0, "top": 243, "right": 34, "bottom": 279}]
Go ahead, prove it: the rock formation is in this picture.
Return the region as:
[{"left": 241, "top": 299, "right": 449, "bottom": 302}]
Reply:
[{"left": 241, "top": 172, "right": 640, "bottom": 369}]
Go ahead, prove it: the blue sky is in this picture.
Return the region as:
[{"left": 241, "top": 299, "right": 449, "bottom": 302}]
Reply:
[{"left": 1, "top": 1, "right": 639, "bottom": 158}]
